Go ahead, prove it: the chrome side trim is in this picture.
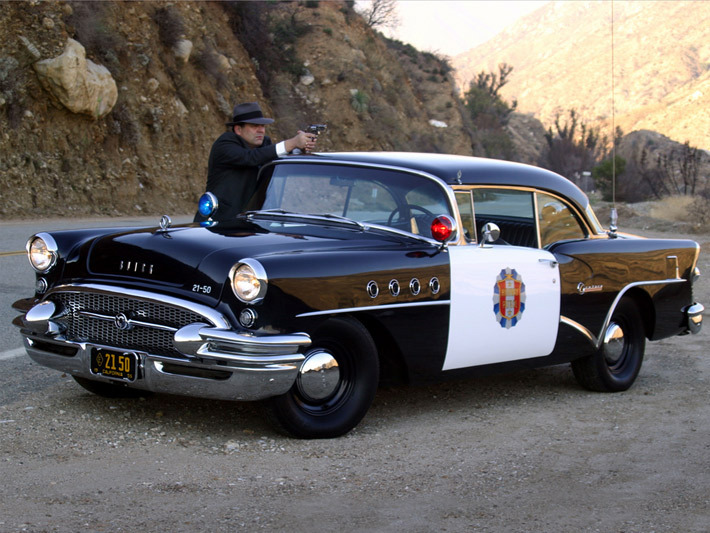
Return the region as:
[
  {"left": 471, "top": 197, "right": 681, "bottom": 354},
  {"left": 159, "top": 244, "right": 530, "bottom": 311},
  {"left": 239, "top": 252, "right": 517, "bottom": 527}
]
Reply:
[
  {"left": 296, "top": 299, "right": 450, "bottom": 318},
  {"left": 562, "top": 278, "right": 687, "bottom": 350},
  {"left": 600, "top": 279, "right": 685, "bottom": 348},
  {"left": 560, "top": 316, "right": 597, "bottom": 346}
]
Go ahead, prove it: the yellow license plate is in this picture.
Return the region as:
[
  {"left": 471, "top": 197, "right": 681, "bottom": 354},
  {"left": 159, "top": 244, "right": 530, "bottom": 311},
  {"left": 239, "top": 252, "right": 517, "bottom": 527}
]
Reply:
[{"left": 90, "top": 348, "right": 137, "bottom": 381}]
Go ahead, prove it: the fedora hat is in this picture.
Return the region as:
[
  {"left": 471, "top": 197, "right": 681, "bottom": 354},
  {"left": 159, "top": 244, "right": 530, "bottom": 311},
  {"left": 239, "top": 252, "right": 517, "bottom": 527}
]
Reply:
[{"left": 225, "top": 102, "right": 274, "bottom": 126}]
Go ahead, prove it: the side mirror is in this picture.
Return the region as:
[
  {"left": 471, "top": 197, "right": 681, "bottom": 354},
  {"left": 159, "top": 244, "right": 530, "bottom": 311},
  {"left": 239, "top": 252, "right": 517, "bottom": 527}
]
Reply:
[{"left": 479, "top": 222, "right": 500, "bottom": 247}]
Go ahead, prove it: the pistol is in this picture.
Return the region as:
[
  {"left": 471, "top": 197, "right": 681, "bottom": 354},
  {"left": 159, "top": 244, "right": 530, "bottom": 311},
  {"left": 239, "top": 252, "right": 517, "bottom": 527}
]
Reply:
[{"left": 306, "top": 124, "right": 327, "bottom": 135}]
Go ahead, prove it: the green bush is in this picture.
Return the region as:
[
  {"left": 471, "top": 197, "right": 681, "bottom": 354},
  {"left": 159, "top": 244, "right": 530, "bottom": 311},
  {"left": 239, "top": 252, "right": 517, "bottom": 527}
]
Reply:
[{"left": 351, "top": 90, "right": 369, "bottom": 114}]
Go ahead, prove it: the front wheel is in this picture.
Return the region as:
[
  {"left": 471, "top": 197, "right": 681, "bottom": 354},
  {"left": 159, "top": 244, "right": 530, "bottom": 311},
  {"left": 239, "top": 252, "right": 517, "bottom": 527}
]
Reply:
[
  {"left": 571, "top": 298, "right": 645, "bottom": 392},
  {"left": 269, "top": 317, "right": 379, "bottom": 439}
]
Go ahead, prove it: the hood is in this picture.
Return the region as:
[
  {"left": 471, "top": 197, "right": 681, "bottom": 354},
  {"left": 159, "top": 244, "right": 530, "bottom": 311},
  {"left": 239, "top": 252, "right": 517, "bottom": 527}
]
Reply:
[{"left": 86, "top": 221, "right": 404, "bottom": 291}]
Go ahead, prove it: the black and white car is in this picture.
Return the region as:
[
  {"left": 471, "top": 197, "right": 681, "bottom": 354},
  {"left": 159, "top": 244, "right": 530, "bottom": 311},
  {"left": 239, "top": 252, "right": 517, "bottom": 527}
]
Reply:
[{"left": 13, "top": 152, "right": 704, "bottom": 438}]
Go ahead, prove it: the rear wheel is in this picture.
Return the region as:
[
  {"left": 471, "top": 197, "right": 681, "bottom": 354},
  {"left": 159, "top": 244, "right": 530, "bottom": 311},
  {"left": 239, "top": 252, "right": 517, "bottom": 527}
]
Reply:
[
  {"left": 571, "top": 298, "right": 645, "bottom": 392},
  {"left": 269, "top": 317, "right": 379, "bottom": 439},
  {"left": 72, "top": 376, "right": 150, "bottom": 398}
]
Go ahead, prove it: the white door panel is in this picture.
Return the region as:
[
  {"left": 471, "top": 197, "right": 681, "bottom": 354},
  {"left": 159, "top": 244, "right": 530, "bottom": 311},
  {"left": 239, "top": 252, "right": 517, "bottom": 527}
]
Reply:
[{"left": 443, "top": 245, "right": 560, "bottom": 370}]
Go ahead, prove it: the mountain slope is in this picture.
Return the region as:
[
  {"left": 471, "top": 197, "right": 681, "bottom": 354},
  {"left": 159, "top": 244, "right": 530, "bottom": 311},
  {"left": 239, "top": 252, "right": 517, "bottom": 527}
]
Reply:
[
  {"left": 453, "top": 0, "right": 710, "bottom": 150},
  {"left": 0, "top": 1, "right": 473, "bottom": 218}
]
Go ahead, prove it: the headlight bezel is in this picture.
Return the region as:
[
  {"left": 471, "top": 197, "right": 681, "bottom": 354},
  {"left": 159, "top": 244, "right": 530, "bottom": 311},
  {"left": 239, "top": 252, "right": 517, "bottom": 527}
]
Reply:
[
  {"left": 26, "top": 233, "right": 58, "bottom": 273},
  {"left": 229, "top": 258, "right": 268, "bottom": 303}
]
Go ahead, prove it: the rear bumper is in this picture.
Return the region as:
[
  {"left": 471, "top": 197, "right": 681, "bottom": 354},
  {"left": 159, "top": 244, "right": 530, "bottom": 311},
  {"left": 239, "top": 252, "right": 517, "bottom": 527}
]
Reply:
[{"left": 684, "top": 302, "right": 704, "bottom": 334}]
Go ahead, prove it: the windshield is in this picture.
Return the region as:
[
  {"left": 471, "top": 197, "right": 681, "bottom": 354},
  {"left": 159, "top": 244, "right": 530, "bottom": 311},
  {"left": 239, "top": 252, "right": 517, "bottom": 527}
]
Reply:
[{"left": 245, "top": 163, "right": 453, "bottom": 236}]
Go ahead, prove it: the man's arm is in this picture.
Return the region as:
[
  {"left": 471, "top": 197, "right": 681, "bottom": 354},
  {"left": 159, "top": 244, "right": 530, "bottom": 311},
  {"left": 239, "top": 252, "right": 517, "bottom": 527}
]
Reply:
[
  {"left": 213, "top": 134, "right": 278, "bottom": 167},
  {"left": 280, "top": 130, "right": 317, "bottom": 154}
]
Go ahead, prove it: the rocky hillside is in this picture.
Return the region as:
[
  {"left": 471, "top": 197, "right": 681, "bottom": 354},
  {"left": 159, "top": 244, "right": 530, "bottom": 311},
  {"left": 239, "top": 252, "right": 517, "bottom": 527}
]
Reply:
[
  {"left": 453, "top": 0, "right": 710, "bottom": 151},
  {"left": 0, "top": 1, "right": 479, "bottom": 219}
]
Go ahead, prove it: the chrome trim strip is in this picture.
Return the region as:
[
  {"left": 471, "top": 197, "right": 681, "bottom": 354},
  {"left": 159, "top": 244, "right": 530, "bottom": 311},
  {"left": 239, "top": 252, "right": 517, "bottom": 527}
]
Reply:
[
  {"left": 47, "top": 283, "right": 230, "bottom": 329},
  {"left": 563, "top": 278, "right": 687, "bottom": 350},
  {"left": 77, "top": 310, "right": 179, "bottom": 332},
  {"left": 560, "top": 316, "right": 597, "bottom": 346},
  {"left": 194, "top": 346, "right": 306, "bottom": 365},
  {"left": 601, "top": 279, "right": 685, "bottom": 348},
  {"left": 296, "top": 299, "right": 450, "bottom": 318}
]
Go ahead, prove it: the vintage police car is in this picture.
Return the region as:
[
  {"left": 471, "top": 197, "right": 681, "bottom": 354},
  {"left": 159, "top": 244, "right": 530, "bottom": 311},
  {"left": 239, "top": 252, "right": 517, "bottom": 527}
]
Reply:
[{"left": 12, "top": 152, "right": 704, "bottom": 438}]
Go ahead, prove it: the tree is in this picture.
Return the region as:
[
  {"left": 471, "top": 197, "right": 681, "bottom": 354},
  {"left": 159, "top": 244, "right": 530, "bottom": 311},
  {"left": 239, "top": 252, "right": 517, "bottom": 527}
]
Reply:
[
  {"left": 543, "top": 109, "right": 606, "bottom": 179},
  {"left": 463, "top": 63, "right": 517, "bottom": 159},
  {"left": 639, "top": 141, "right": 701, "bottom": 199},
  {"left": 592, "top": 156, "right": 626, "bottom": 201},
  {"left": 357, "top": 0, "right": 400, "bottom": 30}
]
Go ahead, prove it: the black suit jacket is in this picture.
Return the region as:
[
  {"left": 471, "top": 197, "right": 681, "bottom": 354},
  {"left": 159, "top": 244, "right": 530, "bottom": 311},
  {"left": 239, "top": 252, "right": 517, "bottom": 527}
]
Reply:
[{"left": 196, "top": 131, "right": 277, "bottom": 221}]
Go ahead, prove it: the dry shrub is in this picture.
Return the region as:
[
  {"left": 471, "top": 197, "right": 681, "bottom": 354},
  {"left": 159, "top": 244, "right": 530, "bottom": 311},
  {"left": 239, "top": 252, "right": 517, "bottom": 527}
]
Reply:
[
  {"left": 193, "top": 46, "right": 228, "bottom": 90},
  {"left": 688, "top": 196, "right": 710, "bottom": 228},
  {"left": 649, "top": 195, "right": 695, "bottom": 222},
  {"left": 65, "top": 1, "right": 124, "bottom": 71},
  {"left": 152, "top": 6, "right": 185, "bottom": 49}
]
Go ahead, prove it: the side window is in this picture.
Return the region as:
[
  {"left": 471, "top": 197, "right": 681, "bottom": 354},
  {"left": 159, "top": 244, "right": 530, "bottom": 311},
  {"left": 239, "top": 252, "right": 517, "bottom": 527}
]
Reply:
[
  {"left": 472, "top": 188, "right": 538, "bottom": 247},
  {"left": 455, "top": 190, "right": 475, "bottom": 242},
  {"left": 536, "top": 192, "right": 586, "bottom": 247}
]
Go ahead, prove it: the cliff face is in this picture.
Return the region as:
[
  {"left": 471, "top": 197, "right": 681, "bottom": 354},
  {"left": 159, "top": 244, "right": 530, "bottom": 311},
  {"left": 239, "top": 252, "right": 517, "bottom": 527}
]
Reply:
[
  {"left": 0, "top": 1, "right": 479, "bottom": 219},
  {"left": 452, "top": 0, "right": 710, "bottom": 152}
]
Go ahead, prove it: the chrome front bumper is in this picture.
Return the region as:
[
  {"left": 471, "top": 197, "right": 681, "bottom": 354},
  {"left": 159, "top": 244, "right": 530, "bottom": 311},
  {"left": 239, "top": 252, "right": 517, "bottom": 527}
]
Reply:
[
  {"left": 19, "top": 334, "right": 309, "bottom": 401},
  {"left": 13, "top": 293, "right": 311, "bottom": 401}
]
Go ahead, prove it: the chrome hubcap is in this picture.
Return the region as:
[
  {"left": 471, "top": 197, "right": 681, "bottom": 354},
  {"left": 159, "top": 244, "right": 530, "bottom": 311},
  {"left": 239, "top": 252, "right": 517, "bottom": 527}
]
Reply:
[
  {"left": 296, "top": 349, "right": 340, "bottom": 402},
  {"left": 603, "top": 322, "right": 625, "bottom": 365}
]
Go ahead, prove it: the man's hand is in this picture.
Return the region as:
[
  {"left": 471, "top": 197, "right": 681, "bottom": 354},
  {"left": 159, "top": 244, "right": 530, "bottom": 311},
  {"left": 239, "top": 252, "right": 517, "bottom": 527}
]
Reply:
[{"left": 285, "top": 130, "right": 317, "bottom": 153}]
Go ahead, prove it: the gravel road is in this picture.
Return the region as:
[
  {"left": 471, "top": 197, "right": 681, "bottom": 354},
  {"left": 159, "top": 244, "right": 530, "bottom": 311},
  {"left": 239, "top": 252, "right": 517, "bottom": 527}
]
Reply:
[{"left": 1, "top": 224, "right": 708, "bottom": 533}]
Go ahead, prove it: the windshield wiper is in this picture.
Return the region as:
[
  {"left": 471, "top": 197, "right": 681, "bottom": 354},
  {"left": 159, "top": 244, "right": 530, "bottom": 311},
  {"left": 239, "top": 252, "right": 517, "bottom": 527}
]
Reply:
[
  {"left": 244, "top": 210, "right": 438, "bottom": 246},
  {"left": 244, "top": 209, "right": 366, "bottom": 231},
  {"left": 314, "top": 213, "right": 366, "bottom": 231}
]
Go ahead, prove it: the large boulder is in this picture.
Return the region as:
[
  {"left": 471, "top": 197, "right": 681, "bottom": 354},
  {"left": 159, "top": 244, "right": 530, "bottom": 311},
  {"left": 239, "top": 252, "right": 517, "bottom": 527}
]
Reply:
[{"left": 33, "top": 38, "right": 118, "bottom": 119}]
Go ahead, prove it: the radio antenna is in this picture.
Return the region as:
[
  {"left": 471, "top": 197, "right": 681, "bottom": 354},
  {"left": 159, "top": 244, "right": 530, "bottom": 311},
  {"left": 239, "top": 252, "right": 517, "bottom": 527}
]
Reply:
[{"left": 609, "top": 0, "right": 618, "bottom": 235}]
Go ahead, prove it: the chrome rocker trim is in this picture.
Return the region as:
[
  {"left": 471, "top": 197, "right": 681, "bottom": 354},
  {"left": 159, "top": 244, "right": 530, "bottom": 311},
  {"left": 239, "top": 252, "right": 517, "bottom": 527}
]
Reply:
[{"left": 14, "top": 284, "right": 312, "bottom": 401}]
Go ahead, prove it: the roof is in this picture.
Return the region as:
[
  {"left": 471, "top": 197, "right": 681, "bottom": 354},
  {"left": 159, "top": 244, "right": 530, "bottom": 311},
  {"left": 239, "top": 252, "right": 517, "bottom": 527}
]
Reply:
[{"left": 286, "top": 152, "right": 591, "bottom": 211}]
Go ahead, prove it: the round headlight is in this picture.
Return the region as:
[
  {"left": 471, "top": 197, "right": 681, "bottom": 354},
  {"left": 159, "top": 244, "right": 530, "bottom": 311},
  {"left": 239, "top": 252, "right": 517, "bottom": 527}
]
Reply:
[
  {"left": 27, "top": 233, "right": 58, "bottom": 273},
  {"left": 198, "top": 192, "right": 219, "bottom": 218},
  {"left": 230, "top": 259, "right": 268, "bottom": 303}
]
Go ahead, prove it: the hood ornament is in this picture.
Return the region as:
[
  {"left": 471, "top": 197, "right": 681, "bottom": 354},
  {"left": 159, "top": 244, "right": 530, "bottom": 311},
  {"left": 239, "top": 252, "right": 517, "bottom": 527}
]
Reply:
[{"left": 159, "top": 215, "right": 172, "bottom": 231}]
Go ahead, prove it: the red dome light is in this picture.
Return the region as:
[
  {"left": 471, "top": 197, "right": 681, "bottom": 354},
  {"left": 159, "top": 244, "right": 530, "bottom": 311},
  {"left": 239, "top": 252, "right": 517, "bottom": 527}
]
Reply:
[{"left": 430, "top": 215, "right": 454, "bottom": 242}]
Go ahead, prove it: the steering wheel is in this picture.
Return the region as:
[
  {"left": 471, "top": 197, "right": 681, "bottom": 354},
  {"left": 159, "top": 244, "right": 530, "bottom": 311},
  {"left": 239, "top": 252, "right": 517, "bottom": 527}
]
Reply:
[{"left": 387, "top": 204, "right": 434, "bottom": 226}]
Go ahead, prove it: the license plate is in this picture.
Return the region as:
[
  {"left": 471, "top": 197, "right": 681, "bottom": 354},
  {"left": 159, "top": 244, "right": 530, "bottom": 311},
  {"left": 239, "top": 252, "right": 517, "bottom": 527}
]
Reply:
[{"left": 90, "top": 348, "right": 137, "bottom": 382}]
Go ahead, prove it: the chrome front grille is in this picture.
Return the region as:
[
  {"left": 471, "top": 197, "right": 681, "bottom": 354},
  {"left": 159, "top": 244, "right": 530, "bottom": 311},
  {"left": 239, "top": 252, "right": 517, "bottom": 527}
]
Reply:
[{"left": 54, "top": 291, "right": 206, "bottom": 358}]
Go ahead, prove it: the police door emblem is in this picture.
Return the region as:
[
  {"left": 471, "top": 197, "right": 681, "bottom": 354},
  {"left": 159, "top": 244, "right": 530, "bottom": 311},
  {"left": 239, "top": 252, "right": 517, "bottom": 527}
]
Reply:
[{"left": 493, "top": 267, "right": 526, "bottom": 329}]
